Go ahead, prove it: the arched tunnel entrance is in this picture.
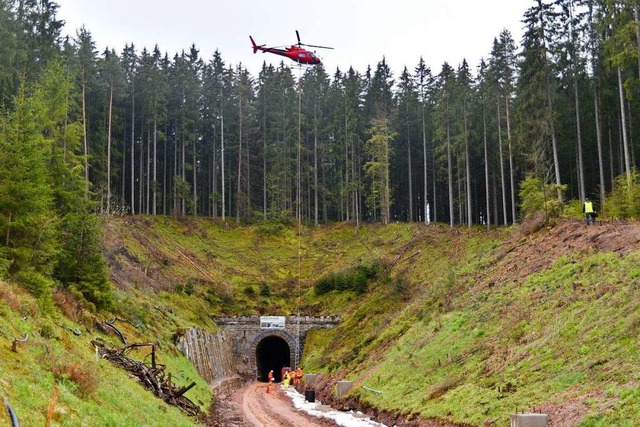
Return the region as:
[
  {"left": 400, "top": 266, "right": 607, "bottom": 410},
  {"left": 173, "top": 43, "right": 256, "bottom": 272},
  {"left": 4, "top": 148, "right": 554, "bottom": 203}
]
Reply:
[{"left": 255, "top": 335, "right": 291, "bottom": 382}]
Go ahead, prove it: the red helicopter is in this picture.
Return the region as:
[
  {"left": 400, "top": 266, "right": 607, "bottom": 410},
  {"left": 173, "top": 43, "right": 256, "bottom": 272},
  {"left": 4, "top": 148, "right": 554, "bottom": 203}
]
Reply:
[{"left": 249, "top": 30, "right": 332, "bottom": 65}]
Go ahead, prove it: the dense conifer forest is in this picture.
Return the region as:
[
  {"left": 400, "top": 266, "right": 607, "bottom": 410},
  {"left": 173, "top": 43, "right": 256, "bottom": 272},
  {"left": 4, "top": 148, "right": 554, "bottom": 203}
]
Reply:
[{"left": 2, "top": 0, "right": 640, "bottom": 308}]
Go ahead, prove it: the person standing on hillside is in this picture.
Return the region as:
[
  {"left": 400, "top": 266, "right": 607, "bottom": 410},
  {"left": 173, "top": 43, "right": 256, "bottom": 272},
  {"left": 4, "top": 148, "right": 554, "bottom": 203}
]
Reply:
[{"left": 583, "top": 198, "right": 596, "bottom": 225}]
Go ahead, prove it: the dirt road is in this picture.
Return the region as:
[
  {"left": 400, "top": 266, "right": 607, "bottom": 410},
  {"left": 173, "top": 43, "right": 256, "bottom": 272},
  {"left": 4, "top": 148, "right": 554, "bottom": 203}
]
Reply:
[{"left": 210, "top": 381, "right": 338, "bottom": 427}]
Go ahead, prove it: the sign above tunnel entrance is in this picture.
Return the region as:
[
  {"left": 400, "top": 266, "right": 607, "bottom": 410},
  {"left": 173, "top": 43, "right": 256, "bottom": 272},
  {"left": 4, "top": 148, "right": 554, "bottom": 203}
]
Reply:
[{"left": 260, "top": 316, "right": 286, "bottom": 329}]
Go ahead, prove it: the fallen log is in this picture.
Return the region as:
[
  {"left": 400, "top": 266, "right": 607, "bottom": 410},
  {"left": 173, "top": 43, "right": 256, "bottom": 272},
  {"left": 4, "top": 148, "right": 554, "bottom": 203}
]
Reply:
[{"left": 104, "top": 318, "right": 127, "bottom": 345}]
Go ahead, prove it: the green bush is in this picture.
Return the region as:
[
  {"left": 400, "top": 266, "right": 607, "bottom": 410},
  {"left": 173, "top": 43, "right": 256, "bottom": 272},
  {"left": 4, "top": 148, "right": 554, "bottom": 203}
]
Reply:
[
  {"left": 314, "top": 261, "right": 384, "bottom": 296},
  {"left": 254, "top": 221, "right": 287, "bottom": 238},
  {"left": 314, "top": 274, "right": 336, "bottom": 295},
  {"left": 606, "top": 170, "right": 640, "bottom": 219},
  {"left": 260, "top": 282, "right": 271, "bottom": 297},
  {"left": 562, "top": 199, "right": 583, "bottom": 219},
  {"left": 16, "top": 269, "right": 54, "bottom": 298},
  {"left": 519, "top": 174, "right": 566, "bottom": 219}
]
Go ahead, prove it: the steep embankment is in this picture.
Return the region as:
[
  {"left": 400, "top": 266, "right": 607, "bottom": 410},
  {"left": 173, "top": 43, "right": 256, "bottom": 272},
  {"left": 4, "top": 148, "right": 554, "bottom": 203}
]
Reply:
[
  {"left": 305, "top": 219, "right": 640, "bottom": 426},
  {"left": 0, "top": 281, "right": 212, "bottom": 426},
  {"left": 5, "top": 216, "right": 636, "bottom": 426},
  {"left": 99, "top": 216, "right": 640, "bottom": 426}
]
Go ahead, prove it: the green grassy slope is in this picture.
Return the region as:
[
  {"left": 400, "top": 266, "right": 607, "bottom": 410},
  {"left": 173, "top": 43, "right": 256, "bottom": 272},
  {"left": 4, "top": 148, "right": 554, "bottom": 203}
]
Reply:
[
  {"left": 302, "top": 220, "right": 640, "bottom": 426},
  {"left": 3, "top": 216, "right": 638, "bottom": 426},
  {"left": 0, "top": 281, "right": 210, "bottom": 426}
]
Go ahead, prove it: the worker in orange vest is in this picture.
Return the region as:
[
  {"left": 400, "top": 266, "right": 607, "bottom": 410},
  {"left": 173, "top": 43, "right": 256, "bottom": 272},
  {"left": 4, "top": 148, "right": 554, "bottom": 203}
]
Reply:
[
  {"left": 295, "top": 367, "right": 303, "bottom": 385},
  {"left": 266, "top": 370, "right": 274, "bottom": 393}
]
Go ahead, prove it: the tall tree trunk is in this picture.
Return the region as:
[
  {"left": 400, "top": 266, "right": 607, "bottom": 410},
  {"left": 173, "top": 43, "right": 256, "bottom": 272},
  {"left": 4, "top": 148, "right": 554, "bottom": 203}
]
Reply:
[
  {"left": 173, "top": 122, "right": 178, "bottom": 216},
  {"left": 352, "top": 141, "right": 360, "bottom": 227},
  {"left": 569, "top": 0, "right": 585, "bottom": 203},
  {"left": 314, "top": 100, "right": 319, "bottom": 227},
  {"left": 152, "top": 119, "right": 157, "bottom": 216},
  {"left": 344, "top": 108, "right": 349, "bottom": 222},
  {"left": 464, "top": 104, "right": 471, "bottom": 228},
  {"left": 122, "top": 123, "right": 126, "bottom": 203},
  {"left": 407, "top": 135, "right": 413, "bottom": 221},
  {"left": 574, "top": 75, "right": 585, "bottom": 201},
  {"left": 82, "top": 67, "right": 89, "bottom": 200},
  {"left": 594, "top": 81, "right": 605, "bottom": 214},
  {"left": 163, "top": 122, "right": 167, "bottom": 215},
  {"left": 422, "top": 107, "right": 429, "bottom": 224},
  {"left": 627, "top": 98, "right": 636, "bottom": 167},
  {"left": 130, "top": 87, "right": 135, "bottom": 215},
  {"left": 505, "top": 95, "right": 516, "bottom": 223},
  {"left": 406, "top": 100, "right": 413, "bottom": 222},
  {"left": 263, "top": 97, "right": 267, "bottom": 220},
  {"left": 483, "top": 101, "right": 490, "bottom": 229},
  {"left": 617, "top": 67, "right": 632, "bottom": 184},
  {"left": 432, "top": 148, "right": 437, "bottom": 223},
  {"left": 322, "top": 159, "right": 327, "bottom": 223},
  {"left": 609, "top": 119, "right": 615, "bottom": 188},
  {"left": 383, "top": 135, "right": 390, "bottom": 226},
  {"left": 212, "top": 120, "right": 218, "bottom": 219},
  {"left": 221, "top": 113, "right": 226, "bottom": 221},
  {"left": 545, "top": 68, "right": 562, "bottom": 204},
  {"left": 140, "top": 118, "right": 145, "bottom": 214},
  {"left": 193, "top": 135, "right": 197, "bottom": 216},
  {"left": 107, "top": 85, "right": 113, "bottom": 214},
  {"left": 236, "top": 97, "right": 243, "bottom": 224},
  {"left": 447, "top": 99, "right": 454, "bottom": 227},
  {"left": 181, "top": 127, "right": 186, "bottom": 215},
  {"left": 246, "top": 126, "right": 250, "bottom": 220},
  {"left": 497, "top": 100, "right": 507, "bottom": 225},
  {"left": 146, "top": 126, "right": 150, "bottom": 214},
  {"left": 634, "top": 5, "right": 640, "bottom": 80}
]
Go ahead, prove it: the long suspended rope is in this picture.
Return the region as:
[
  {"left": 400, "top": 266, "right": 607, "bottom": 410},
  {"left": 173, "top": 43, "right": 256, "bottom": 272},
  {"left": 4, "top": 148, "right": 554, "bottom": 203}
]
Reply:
[{"left": 295, "top": 64, "right": 303, "bottom": 370}]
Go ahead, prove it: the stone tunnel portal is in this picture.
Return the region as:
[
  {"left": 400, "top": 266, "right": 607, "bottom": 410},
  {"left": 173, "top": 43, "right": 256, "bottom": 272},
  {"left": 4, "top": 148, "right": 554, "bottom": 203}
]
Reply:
[{"left": 255, "top": 335, "right": 291, "bottom": 382}]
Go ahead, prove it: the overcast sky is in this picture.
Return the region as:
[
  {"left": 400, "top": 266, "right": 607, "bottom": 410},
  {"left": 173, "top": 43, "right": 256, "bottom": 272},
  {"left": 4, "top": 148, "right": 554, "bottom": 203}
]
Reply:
[{"left": 55, "top": 0, "right": 532, "bottom": 78}]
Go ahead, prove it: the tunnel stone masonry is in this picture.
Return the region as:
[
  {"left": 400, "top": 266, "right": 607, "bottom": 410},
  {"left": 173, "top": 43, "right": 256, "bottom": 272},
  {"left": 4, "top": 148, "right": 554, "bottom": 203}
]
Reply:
[{"left": 177, "top": 315, "right": 340, "bottom": 388}]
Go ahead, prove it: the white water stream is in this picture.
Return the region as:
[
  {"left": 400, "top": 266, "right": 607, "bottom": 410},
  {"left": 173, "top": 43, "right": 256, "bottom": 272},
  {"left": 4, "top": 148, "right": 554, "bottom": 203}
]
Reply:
[{"left": 284, "top": 387, "right": 388, "bottom": 427}]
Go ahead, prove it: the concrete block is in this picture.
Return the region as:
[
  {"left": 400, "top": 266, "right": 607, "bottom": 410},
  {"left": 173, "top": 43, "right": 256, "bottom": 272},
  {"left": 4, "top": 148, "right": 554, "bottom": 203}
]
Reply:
[
  {"left": 303, "top": 373, "right": 317, "bottom": 386},
  {"left": 510, "top": 413, "right": 548, "bottom": 427},
  {"left": 336, "top": 381, "right": 353, "bottom": 398}
]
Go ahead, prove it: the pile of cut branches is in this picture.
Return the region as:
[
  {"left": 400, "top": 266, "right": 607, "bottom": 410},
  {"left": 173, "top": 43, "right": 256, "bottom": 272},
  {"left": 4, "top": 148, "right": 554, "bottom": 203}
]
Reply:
[{"left": 91, "top": 339, "right": 204, "bottom": 421}]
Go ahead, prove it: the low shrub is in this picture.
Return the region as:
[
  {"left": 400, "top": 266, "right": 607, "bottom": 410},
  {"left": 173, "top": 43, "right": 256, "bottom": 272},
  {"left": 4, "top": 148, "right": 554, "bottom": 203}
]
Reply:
[
  {"left": 606, "top": 170, "right": 640, "bottom": 219},
  {"left": 52, "top": 361, "right": 100, "bottom": 396},
  {"left": 519, "top": 174, "right": 566, "bottom": 219},
  {"left": 314, "top": 260, "right": 384, "bottom": 296}
]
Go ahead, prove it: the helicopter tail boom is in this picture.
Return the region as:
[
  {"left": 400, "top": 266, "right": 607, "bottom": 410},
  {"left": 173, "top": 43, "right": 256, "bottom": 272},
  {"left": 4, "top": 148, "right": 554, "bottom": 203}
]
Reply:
[{"left": 249, "top": 36, "right": 261, "bottom": 54}]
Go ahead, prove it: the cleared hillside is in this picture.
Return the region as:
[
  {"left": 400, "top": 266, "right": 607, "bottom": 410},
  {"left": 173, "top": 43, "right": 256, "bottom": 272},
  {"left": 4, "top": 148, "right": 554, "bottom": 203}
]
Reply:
[
  {"left": 2, "top": 216, "right": 639, "bottom": 426},
  {"left": 97, "top": 216, "right": 640, "bottom": 426},
  {"left": 304, "top": 219, "right": 640, "bottom": 426}
]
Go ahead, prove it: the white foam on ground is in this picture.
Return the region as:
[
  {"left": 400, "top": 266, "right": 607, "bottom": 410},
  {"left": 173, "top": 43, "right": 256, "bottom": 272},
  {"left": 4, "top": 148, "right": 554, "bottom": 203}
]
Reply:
[{"left": 284, "top": 387, "right": 388, "bottom": 427}]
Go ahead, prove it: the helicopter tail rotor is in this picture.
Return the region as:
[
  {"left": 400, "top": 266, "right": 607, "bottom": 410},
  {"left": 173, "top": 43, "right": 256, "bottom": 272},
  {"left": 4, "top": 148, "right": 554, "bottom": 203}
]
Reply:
[{"left": 249, "top": 36, "right": 265, "bottom": 54}]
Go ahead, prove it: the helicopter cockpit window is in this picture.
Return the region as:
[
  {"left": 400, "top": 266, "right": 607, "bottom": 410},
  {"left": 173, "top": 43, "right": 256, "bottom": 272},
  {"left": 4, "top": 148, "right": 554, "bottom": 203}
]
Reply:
[{"left": 299, "top": 53, "right": 305, "bottom": 58}]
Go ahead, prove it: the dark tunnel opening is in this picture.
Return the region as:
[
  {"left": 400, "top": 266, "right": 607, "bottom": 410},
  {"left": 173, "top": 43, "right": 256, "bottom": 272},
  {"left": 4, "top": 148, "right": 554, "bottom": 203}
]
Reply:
[{"left": 255, "top": 335, "right": 291, "bottom": 382}]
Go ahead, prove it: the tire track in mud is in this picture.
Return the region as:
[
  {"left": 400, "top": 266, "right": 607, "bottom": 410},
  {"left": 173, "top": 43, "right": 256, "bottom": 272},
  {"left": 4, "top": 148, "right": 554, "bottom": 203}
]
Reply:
[{"left": 241, "top": 382, "right": 336, "bottom": 427}]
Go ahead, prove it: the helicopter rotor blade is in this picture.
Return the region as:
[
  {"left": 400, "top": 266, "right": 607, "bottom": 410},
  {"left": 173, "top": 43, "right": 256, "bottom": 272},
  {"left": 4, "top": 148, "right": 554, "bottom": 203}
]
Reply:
[
  {"left": 296, "top": 30, "right": 333, "bottom": 50},
  {"left": 301, "top": 43, "right": 334, "bottom": 50}
]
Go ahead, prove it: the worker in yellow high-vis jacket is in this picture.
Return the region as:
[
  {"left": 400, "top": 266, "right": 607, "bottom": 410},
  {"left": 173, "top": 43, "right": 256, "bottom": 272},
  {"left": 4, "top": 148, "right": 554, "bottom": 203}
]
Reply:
[{"left": 583, "top": 198, "right": 596, "bottom": 225}]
